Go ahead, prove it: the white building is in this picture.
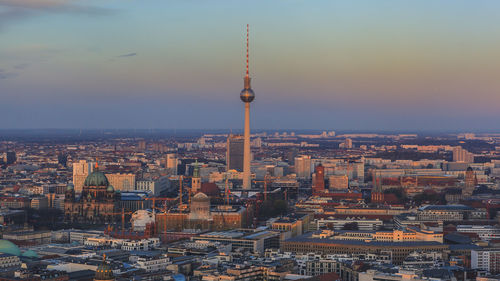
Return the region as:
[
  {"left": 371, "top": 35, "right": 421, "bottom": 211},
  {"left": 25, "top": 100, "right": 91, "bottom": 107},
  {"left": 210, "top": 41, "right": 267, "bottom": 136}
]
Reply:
[
  {"left": 457, "top": 225, "right": 500, "bottom": 241},
  {"left": 131, "top": 254, "right": 170, "bottom": 272},
  {"left": 136, "top": 177, "right": 170, "bottom": 196}
]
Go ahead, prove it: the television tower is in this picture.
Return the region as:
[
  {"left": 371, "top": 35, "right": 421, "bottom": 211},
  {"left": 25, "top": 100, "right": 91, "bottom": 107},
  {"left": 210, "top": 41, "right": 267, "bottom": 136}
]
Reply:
[{"left": 240, "top": 24, "right": 255, "bottom": 190}]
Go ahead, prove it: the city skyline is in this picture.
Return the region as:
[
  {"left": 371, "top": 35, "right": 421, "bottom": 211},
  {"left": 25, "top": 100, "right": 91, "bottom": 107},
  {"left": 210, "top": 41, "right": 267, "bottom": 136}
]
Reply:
[{"left": 1, "top": 0, "right": 500, "bottom": 130}]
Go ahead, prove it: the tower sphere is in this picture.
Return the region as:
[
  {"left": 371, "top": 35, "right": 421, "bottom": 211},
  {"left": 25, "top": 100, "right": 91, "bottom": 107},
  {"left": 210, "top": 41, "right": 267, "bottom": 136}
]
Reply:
[{"left": 240, "top": 88, "right": 255, "bottom": 103}]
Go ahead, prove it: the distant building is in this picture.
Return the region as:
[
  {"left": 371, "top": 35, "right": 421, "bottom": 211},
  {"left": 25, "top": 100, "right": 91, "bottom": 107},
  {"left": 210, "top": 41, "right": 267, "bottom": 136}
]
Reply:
[
  {"left": 339, "top": 138, "right": 353, "bottom": 149},
  {"left": 155, "top": 199, "right": 250, "bottom": 232},
  {"left": 453, "top": 146, "right": 474, "bottom": 163},
  {"left": 65, "top": 169, "right": 119, "bottom": 224},
  {"left": 312, "top": 164, "right": 325, "bottom": 193},
  {"left": 72, "top": 160, "right": 94, "bottom": 193},
  {"left": 463, "top": 167, "right": 477, "bottom": 196},
  {"left": 294, "top": 155, "right": 311, "bottom": 179},
  {"left": 105, "top": 173, "right": 135, "bottom": 192},
  {"left": 30, "top": 196, "right": 48, "bottom": 210},
  {"left": 4, "top": 151, "right": 16, "bottom": 165},
  {"left": 138, "top": 140, "right": 146, "bottom": 151},
  {"left": 192, "top": 229, "right": 280, "bottom": 253},
  {"left": 472, "top": 248, "right": 500, "bottom": 274},
  {"left": 329, "top": 175, "right": 349, "bottom": 190},
  {"left": 227, "top": 134, "right": 244, "bottom": 172},
  {"left": 0, "top": 197, "right": 30, "bottom": 209},
  {"left": 191, "top": 163, "right": 201, "bottom": 194},
  {"left": 165, "top": 153, "right": 178, "bottom": 175},
  {"left": 135, "top": 177, "right": 169, "bottom": 196},
  {"left": 281, "top": 234, "right": 447, "bottom": 264}
]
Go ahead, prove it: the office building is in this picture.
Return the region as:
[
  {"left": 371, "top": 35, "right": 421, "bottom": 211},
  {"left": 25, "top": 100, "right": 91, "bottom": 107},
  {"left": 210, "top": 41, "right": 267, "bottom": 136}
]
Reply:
[
  {"left": 105, "top": 173, "right": 136, "bottom": 192},
  {"left": 226, "top": 134, "right": 244, "bottom": 172}
]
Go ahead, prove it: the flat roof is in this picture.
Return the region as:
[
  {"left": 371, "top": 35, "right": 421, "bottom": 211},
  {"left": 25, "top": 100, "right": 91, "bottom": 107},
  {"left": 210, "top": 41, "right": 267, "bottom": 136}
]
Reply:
[{"left": 285, "top": 234, "right": 445, "bottom": 247}]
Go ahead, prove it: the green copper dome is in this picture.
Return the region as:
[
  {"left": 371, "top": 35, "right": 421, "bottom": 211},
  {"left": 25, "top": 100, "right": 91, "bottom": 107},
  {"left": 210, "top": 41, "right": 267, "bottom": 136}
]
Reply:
[
  {"left": 107, "top": 185, "right": 114, "bottom": 192},
  {"left": 83, "top": 171, "right": 109, "bottom": 187},
  {"left": 0, "top": 240, "right": 21, "bottom": 256},
  {"left": 21, "top": 250, "right": 38, "bottom": 258},
  {"left": 66, "top": 183, "right": 74, "bottom": 191}
]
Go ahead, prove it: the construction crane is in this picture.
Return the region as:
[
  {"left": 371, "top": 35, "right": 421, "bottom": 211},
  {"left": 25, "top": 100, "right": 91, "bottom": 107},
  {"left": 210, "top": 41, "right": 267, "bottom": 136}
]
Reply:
[
  {"left": 253, "top": 175, "right": 277, "bottom": 201},
  {"left": 145, "top": 197, "right": 178, "bottom": 212},
  {"left": 105, "top": 208, "right": 133, "bottom": 233}
]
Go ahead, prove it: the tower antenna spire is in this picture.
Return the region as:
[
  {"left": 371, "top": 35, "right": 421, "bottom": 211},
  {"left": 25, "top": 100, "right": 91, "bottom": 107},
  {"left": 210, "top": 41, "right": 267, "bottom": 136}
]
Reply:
[{"left": 246, "top": 24, "right": 249, "bottom": 77}]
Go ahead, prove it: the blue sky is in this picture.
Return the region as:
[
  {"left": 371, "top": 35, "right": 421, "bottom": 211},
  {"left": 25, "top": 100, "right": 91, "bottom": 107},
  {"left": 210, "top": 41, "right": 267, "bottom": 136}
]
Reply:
[{"left": 1, "top": 0, "right": 500, "bottom": 130}]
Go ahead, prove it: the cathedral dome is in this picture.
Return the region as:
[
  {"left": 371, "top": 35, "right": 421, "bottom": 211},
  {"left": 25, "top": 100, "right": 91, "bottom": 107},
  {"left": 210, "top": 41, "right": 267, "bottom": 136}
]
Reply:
[
  {"left": 0, "top": 240, "right": 21, "bottom": 256},
  {"left": 107, "top": 185, "right": 115, "bottom": 192},
  {"left": 192, "top": 192, "right": 209, "bottom": 202},
  {"left": 66, "top": 183, "right": 74, "bottom": 191},
  {"left": 83, "top": 171, "right": 109, "bottom": 187}
]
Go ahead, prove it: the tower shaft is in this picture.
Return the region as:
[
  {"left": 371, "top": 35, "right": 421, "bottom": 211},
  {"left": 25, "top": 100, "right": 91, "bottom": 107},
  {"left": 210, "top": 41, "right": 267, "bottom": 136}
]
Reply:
[{"left": 243, "top": 102, "right": 251, "bottom": 189}]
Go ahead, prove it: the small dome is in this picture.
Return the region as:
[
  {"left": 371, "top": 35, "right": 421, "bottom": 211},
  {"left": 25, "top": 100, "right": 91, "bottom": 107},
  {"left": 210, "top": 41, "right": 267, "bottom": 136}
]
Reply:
[
  {"left": 21, "top": 250, "right": 38, "bottom": 258},
  {"left": 192, "top": 192, "right": 209, "bottom": 202},
  {"left": 66, "top": 183, "right": 74, "bottom": 191},
  {"left": 83, "top": 171, "right": 109, "bottom": 187},
  {"left": 0, "top": 240, "right": 21, "bottom": 256},
  {"left": 107, "top": 185, "right": 114, "bottom": 192},
  {"left": 95, "top": 256, "right": 114, "bottom": 280},
  {"left": 467, "top": 167, "right": 473, "bottom": 171}
]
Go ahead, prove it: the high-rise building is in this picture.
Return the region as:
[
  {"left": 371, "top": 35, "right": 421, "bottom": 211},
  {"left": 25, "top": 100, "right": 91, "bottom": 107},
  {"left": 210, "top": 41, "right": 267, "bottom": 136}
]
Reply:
[
  {"left": 5, "top": 151, "right": 16, "bottom": 165},
  {"left": 239, "top": 24, "right": 256, "bottom": 190},
  {"left": 227, "top": 134, "right": 244, "bottom": 172},
  {"left": 453, "top": 146, "right": 474, "bottom": 163},
  {"left": 295, "top": 155, "right": 312, "bottom": 179},
  {"left": 165, "top": 153, "right": 178, "bottom": 175},
  {"left": 312, "top": 164, "right": 325, "bottom": 193},
  {"left": 73, "top": 160, "right": 94, "bottom": 193}
]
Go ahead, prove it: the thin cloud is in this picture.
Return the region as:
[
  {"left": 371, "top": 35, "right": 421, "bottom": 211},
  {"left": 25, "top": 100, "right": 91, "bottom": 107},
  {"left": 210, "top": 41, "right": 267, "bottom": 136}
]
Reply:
[
  {"left": 14, "top": 63, "right": 30, "bottom": 70},
  {"left": 117, "top": 53, "right": 137, "bottom": 58},
  {"left": 0, "top": 0, "right": 114, "bottom": 31},
  {"left": 0, "top": 69, "right": 18, "bottom": 79}
]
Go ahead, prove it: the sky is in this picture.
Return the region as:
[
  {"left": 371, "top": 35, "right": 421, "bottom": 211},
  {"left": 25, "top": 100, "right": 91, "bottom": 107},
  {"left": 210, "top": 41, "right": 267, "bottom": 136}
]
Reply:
[{"left": 1, "top": 0, "right": 500, "bottom": 131}]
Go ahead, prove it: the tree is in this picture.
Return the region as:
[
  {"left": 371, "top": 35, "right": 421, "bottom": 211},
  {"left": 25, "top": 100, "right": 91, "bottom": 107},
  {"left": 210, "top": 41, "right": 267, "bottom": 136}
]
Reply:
[{"left": 342, "top": 222, "right": 359, "bottom": 230}]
